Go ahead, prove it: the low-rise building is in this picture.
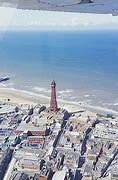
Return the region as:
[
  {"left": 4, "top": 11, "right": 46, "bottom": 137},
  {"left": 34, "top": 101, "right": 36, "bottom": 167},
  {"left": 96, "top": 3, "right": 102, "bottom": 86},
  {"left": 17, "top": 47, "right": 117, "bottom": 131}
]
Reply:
[{"left": 18, "top": 156, "right": 40, "bottom": 171}]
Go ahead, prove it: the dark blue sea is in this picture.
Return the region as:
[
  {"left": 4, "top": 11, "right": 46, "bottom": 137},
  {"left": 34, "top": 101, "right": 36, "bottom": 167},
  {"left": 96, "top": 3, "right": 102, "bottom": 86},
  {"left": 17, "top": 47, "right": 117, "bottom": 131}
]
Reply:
[{"left": 0, "top": 30, "right": 118, "bottom": 111}]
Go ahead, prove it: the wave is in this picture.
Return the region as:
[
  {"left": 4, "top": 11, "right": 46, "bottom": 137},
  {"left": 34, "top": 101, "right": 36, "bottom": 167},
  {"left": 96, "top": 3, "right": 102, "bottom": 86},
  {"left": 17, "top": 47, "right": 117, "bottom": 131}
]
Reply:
[
  {"left": 0, "top": 87, "right": 50, "bottom": 100},
  {"left": 58, "top": 89, "right": 74, "bottom": 94},
  {"left": 0, "top": 86, "right": 118, "bottom": 116},
  {"left": 84, "top": 94, "right": 90, "bottom": 97},
  {"left": 44, "top": 90, "right": 51, "bottom": 93},
  {"left": 32, "top": 86, "right": 47, "bottom": 92},
  {"left": 0, "top": 82, "right": 14, "bottom": 88},
  {"left": 82, "top": 103, "right": 118, "bottom": 116},
  {"left": 113, "top": 103, "right": 118, "bottom": 106},
  {"left": 32, "top": 87, "right": 75, "bottom": 98}
]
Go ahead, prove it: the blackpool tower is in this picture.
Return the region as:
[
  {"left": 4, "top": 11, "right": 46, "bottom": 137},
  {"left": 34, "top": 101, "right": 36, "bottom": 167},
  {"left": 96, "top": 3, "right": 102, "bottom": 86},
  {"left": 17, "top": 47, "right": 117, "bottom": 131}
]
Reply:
[{"left": 50, "top": 80, "right": 58, "bottom": 112}]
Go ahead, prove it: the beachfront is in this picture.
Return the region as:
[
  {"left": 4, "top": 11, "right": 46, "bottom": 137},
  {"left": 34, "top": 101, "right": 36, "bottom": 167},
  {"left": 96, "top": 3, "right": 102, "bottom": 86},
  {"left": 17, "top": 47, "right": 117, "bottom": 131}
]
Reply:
[
  {"left": 0, "top": 80, "right": 118, "bottom": 180},
  {"left": 0, "top": 86, "right": 118, "bottom": 116}
]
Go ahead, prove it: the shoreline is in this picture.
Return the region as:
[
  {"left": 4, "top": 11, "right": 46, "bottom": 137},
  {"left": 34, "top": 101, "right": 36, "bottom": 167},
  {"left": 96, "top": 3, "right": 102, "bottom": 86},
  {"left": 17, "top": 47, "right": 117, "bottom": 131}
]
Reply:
[{"left": 0, "top": 87, "right": 118, "bottom": 116}]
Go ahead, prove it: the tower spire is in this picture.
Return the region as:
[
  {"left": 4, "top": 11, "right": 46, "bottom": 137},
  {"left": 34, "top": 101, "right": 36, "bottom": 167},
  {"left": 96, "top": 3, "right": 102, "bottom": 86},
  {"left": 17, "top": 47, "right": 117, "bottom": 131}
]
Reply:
[{"left": 50, "top": 79, "right": 57, "bottom": 112}]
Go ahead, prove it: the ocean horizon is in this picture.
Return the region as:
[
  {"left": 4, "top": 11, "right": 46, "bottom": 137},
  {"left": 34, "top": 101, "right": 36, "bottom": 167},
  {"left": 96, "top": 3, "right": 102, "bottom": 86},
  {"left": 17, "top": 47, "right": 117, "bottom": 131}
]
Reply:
[{"left": 0, "top": 30, "right": 118, "bottom": 112}]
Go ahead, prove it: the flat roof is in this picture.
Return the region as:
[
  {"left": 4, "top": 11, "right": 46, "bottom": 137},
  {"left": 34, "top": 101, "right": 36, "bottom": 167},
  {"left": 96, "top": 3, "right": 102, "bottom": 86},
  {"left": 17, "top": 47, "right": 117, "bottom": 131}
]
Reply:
[
  {"left": 0, "top": 105, "right": 15, "bottom": 114},
  {"left": 16, "top": 121, "right": 46, "bottom": 131},
  {"left": 52, "top": 170, "right": 66, "bottom": 180}
]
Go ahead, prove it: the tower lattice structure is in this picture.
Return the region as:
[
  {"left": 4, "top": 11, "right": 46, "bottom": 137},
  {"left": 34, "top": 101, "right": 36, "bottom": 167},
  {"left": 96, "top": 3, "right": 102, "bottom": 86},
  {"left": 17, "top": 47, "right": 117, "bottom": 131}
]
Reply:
[{"left": 50, "top": 80, "right": 57, "bottom": 112}]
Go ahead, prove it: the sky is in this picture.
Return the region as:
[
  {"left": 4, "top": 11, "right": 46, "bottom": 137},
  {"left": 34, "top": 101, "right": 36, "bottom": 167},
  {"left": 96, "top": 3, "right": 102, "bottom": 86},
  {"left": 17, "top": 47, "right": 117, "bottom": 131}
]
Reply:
[{"left": 0, "top": 6, "right": 118, "bottom": 30}]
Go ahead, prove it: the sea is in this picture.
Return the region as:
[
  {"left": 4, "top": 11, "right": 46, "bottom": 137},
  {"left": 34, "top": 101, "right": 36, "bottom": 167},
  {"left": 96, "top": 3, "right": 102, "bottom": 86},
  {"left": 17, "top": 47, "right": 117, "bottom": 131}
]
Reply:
[{"left": 0, "top": 30, "right": 118, "bottom": 112}]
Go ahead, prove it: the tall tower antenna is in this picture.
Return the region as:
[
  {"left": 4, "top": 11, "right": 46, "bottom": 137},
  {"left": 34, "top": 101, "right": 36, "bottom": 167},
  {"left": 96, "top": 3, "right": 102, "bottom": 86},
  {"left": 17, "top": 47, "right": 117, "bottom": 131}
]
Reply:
[{"left": 50, "top": 79, "right": 57, "bottom": 112}]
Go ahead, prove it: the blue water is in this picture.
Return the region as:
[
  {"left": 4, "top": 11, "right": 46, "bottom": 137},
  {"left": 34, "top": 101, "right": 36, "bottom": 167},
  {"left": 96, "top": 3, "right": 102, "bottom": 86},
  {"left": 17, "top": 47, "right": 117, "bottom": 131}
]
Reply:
[{"left": 0, "top": 30, "right": 118, "bottom": 111}]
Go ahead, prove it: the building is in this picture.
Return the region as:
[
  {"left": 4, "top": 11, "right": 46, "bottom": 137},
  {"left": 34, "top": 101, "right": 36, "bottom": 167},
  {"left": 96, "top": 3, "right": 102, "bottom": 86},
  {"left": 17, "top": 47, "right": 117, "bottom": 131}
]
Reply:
[
  {"left": 50, "top": 80, "right": 58, "bottom": 112},
  {"left": 27, "top": 136, "right": 45, "bottom": 143},
  {"left": 109, "top": 165, "right": 118, "bottom": 180},
  {"left": 15, "top": 120, "right": 46, "bottom": 136},
  {"left": 52, "top": 170, "right": 67, "bottom": 180},
  {"left": 84, "top": 164, "right": 93, "bottom": 177},
  {"left": 18, "top": 156, "right": 40, "bottom": 170},
  {"left": 34, "top": 176, "right": 47, "bottom": 180},
  {"left": 27, "top": 136, "right": 45, "bottom": 148},
  {"left": 11, "top": 172, "right": 28, "bottom": 180}
]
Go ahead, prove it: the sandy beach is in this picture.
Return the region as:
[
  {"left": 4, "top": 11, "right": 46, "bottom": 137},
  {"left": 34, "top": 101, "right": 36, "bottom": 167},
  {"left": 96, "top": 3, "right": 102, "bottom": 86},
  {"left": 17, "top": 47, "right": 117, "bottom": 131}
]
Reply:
[
  {"left": 0, "top": 87, "right": 82, "bottom": 111},
  {"left": 0, "top": 87, "right": 49, "bottom": 105},
  {"left": 0, "top": 87, "right": 118, "bottom": 117},
  {"left": 0, "top": 87, "right": 95, "bottom": 117}
]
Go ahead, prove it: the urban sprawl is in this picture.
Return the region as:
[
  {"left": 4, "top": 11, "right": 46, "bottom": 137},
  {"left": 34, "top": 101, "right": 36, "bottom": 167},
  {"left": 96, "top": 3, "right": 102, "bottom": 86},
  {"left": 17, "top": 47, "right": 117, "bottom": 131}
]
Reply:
[{"left": 0, "top": 80, "right": 118, "bottom": 180}]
